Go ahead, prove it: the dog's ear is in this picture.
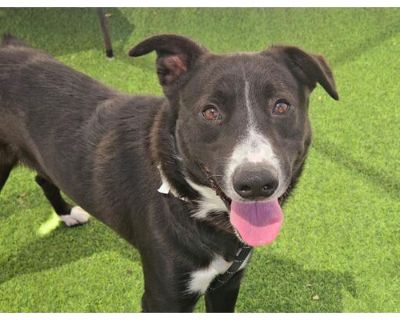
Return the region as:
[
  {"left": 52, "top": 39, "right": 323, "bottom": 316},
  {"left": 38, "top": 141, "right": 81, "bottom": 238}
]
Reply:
[
  {"left": 267, "top": 45, "right": 339, "bottom": 100},
  {"left": 129, "top": 34, "right": 206, "bottom": 95}
]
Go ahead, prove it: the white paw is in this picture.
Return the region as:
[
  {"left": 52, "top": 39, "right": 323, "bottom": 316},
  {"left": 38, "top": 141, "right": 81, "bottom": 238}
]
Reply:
[{"left": 60, "top": 206, "right": 90, "bottom": 227}]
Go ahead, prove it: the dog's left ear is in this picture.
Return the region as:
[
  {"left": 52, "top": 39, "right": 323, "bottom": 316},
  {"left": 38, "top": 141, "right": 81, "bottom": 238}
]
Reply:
[
  {"left": 129, "top": 34, "right": 207, "bottom": 96},
  {"left": 267, "top": 45, "right": 339, "bottom": 100}
]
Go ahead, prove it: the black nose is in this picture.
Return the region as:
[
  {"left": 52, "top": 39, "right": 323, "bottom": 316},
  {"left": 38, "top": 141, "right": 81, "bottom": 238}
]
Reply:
[{"left": 232, "top": 164, "right": 279, "bottom": 200}]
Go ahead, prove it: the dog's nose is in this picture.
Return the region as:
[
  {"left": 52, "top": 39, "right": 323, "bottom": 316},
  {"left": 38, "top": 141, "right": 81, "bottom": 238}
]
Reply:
[{"left": 232, "top": 164, "right": 279, "bottom": 200}]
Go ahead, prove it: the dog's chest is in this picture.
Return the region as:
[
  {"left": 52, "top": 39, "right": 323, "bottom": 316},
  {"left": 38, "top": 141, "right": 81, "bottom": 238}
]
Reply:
[
  {"left": 157, "top": 171, "right": 250, "bottom": 294},
  {"left": 187, "top": 255, "right": 232, "bottom": 294},
  {"left": 187, "top": 254, "right": 250, "bottom": 294}
]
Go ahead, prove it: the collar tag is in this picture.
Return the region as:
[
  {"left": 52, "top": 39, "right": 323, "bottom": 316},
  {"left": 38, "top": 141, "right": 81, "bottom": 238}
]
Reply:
[
  {"left": 156, "top": 165, "right": 189, "bottom": 202},
  {"left": 157, "top": 180, "right": 171, "bottom": 194},
  {"left": 157, "top": 164, "right": 172, "bottom": 195}
]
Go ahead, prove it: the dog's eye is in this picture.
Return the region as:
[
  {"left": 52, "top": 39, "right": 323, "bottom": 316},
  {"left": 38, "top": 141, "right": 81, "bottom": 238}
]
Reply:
[
  {"left": 272, "top": 100, "right": 290, "bottom": 115},
  {"left": 202, "top": 105, "right": 222, "bottom": 121}
]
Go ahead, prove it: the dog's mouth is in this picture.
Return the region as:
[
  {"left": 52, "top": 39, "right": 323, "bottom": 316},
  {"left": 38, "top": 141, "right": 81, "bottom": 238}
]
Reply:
[{"left": 201, "top": 166, "right": 284, "bottom": 247}]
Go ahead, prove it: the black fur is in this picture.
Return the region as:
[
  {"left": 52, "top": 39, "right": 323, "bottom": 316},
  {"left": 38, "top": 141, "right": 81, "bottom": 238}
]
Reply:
[{"left": 0, "top": 34, "right": 338, "bottom": 312}]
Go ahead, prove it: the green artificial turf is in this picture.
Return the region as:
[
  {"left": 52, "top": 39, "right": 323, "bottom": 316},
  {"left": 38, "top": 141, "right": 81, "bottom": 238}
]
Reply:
[{"left": 0, "top": 8, "right": 399, "bottom": 312}]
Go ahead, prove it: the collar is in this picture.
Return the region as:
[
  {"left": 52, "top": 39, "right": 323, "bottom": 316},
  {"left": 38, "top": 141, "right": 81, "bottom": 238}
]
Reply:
[
  {"left": 206, "top": 243, "right": 253, "bottom": 293},
  {"left": 150, "top": 106, "right": 200, "bottom": 202},
  {"left": 156, "top": 164, "right": 190, "bottom": 202}
]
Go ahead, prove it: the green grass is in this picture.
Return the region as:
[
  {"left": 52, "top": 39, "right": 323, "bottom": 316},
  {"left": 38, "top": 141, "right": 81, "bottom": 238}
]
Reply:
[{"left": 0, "top": 8, "right": 399, "bottom": 312}]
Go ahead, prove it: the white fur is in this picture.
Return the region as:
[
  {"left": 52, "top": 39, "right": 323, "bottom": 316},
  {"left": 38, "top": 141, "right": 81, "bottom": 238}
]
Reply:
[
  {"left": 157, "top": 164, "right": 177, "bottom": 196},
  {"left": 60, "top": 206, "right": 90, "bottom": 227},
  {"left": 188, "top": 255, "right": 232, "bottom": 294},
  {"left": 224, "top": 81, "right": 284, "bottom": 201},
  {"left": 187, "top": 253, "right": 251, "bottom": 294},
  {"left": 244, "top": 80, "right": 255, "bottom": 125},
  {"left": 186, "top": 178, "right": 227, "bottom": 219}
]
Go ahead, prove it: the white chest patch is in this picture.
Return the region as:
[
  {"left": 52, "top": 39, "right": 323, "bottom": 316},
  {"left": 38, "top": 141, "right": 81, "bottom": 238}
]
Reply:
[
  {"left": 187, "top": 253, "right": 251, "bottom": 294},
  {"left": 188, "top": 255, "right": 232, "bottom": 294}
]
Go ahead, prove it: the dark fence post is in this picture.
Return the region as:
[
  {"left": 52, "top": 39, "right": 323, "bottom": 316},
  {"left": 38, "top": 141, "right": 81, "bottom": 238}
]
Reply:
[{"left": 97, "top": 8, "right": 114, "bottom": 58}]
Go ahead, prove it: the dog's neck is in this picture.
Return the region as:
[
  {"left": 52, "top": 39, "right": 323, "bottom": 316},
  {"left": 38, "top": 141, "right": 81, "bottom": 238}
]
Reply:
[{"left": 149, "top": 102, "right": 200, "bottom": 202}]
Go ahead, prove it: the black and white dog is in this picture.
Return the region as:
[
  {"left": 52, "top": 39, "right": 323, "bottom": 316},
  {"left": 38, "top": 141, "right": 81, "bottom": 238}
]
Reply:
[{"left": 0, "top": 33, "right": 338, "bottom": 312}]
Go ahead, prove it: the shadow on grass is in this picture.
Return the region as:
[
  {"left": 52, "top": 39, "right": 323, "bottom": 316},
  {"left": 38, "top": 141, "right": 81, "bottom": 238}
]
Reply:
[
  {"left": 331, "top": 17, "right": 400, "bottom": 67},
  {"left": 313, "top": 138, "right": 400, "bottom": 197},
  {"left": 0, "top": 8, "right": 155, "bottom": 75},
  {"left": 0, "top": 8, "right": 134, "bottom": 57},
  {"left": 0, "top": 170, "right": 41, "bottom": 221},
  {"left": 238, "top": 253, "right": 357, "bottom": 312},
  {"left": 0, "top": 222, "right": 140, "bottom": 285}
]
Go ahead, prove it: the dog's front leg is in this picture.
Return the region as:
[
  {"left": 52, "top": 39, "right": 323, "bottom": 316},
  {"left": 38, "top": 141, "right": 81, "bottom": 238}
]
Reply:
[
  {"left": 140, "top": 264, "right": 200, "bottom": 312},
  {"left": 141, "top": 288, "right": 199, "bottom": 312},
  {"left": 204, "top": 270, "right": 244, "bottom": 313}
]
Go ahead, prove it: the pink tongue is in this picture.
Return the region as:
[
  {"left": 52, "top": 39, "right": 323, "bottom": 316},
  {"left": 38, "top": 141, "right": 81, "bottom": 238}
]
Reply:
[{"left": 230, "top": 199, "right": 283, "bottom": 247}]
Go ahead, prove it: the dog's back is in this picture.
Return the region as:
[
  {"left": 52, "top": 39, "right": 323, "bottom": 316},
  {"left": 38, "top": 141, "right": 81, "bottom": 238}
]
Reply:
[
  {"left": 0, "top": 34, "right": 113, "bottom": 191},
  {"left": 0, "top": 34, "right": 112, "bottom": 133},
  {"left": 0, "top": 34, "right": 126, "bottom": 202},
  {"left": 0, "top": 34, "right": 165, "bottom": 233},
  {"left": 0, "top": 34, "right": 28, "bottom": 186},
  {"left": 0, "top": 34, "right": 115, "bottom": 125}
]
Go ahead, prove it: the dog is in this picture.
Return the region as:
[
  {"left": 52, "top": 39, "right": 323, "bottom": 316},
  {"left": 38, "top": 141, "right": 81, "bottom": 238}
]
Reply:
[{"left": 0, "top": 33, "right": 338, "bottom": 312}]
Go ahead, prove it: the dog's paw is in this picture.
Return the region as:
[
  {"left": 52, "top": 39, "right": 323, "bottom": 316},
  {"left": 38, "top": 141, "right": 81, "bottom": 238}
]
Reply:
[{"left": 60, "top": 206, "right": 90, "bottom": 227}]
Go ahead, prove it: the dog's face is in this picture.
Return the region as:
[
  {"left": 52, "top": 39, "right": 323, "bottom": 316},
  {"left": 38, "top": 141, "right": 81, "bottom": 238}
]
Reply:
[
  {"left": 130, "top": 35, "right": 338, "bottom": 246},
  {"left": 177, "top": 54, "right": 312, "bottom": 202}
]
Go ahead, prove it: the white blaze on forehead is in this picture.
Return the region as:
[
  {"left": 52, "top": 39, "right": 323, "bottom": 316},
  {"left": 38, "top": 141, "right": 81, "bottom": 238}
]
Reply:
[
  {"left": 243, "top": 80, "right": 277, "bottom": 164},
  {"left": 224, "top": 80, "right": 282, "bottom": 200},
  {"left": 244, "top": 80, "right": 255, "bottom": 125}
]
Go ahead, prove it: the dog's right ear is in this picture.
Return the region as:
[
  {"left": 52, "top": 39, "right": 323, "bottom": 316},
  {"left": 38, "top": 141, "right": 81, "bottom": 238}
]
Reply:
[{"left": 129, "top": 34, "right": 206, "bottom": 95}]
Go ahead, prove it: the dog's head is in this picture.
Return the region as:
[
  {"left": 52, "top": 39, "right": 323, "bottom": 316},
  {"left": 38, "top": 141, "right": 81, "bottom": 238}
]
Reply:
[{"left": 129, "top": 34, "right": 338, "bottom": 247}]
